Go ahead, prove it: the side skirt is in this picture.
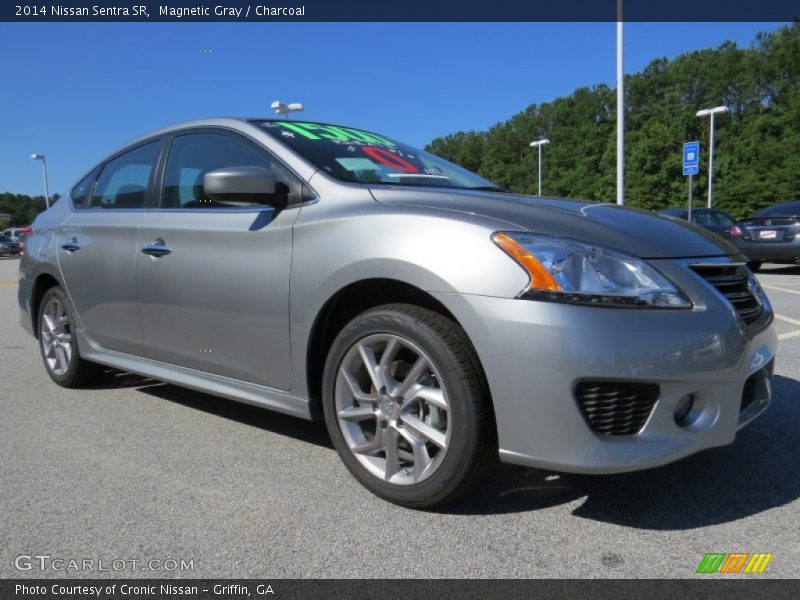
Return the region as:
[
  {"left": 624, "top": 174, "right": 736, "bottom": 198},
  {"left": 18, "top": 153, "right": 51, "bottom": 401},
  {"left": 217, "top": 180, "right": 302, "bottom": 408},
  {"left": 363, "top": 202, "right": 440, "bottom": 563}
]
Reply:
[{"left": 76, "top": 330, "right": 317, "bottom": 420}]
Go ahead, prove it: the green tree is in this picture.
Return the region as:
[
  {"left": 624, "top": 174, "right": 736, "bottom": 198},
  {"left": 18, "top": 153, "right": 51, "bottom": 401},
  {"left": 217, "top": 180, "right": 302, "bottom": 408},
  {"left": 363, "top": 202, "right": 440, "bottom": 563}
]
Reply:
[{"left": 425, "top": 23, "right": 800, "bottom": 219}]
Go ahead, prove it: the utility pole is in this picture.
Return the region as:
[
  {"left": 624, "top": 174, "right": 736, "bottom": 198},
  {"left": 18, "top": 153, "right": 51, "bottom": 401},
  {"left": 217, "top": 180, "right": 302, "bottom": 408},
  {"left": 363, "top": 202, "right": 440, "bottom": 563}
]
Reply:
[
  {"left": 616, "top": 0, "right": 625, "bottom": 205},
  {"left": 696, "top": 106, "right": 729, "bottom": 208},
  {"left": 529, "top": 139, "right": 550, "bottom": 196}
]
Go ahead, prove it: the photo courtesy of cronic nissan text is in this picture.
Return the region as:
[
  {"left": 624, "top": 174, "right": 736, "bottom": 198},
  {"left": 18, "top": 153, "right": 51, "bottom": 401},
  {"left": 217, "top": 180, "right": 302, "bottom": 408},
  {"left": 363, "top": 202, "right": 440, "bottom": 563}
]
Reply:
[{"left": 1, "top": 1, "right": 798, "bottom": 599}]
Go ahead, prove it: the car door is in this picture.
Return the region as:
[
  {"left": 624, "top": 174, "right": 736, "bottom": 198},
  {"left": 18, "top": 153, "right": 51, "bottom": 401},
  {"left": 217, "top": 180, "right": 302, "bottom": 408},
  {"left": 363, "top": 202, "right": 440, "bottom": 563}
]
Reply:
[
  {"left": 136, "top": 130, "right": 300, "bottom": 390},
  {"left": 57, "top": 140, "right": 162, "bottom": 355}
]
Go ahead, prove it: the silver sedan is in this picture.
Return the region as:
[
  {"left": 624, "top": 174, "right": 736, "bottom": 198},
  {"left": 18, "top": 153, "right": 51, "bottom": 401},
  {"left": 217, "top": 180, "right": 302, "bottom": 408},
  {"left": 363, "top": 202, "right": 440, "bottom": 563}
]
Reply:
[{"left": 19, "top": 118, "right": 777, "bottom": 507}]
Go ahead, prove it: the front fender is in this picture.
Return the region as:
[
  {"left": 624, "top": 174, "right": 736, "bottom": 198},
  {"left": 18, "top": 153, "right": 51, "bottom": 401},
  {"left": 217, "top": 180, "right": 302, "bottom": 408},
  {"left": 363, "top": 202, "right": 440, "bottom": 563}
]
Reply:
[{"left": 287, "top": 194, "right": 526, "bottom": 397}]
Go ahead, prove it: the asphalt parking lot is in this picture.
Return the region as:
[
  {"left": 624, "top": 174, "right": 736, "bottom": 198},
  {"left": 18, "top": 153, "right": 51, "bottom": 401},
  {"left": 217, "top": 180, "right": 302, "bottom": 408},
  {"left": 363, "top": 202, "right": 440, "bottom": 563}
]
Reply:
[{"left": 0, "top": 256, "right": 798, "bottom": 579}]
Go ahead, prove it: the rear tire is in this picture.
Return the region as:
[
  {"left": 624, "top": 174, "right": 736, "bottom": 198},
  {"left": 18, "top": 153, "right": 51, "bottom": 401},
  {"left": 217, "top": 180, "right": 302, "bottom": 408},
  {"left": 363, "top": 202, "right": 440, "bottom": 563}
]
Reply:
[
  {"left": 747, "top": 260, "right": 763, "bottom": 273},
  {"left": 38, "top": 286, "right": 102, "bottom": 388},
  {"left": 321, "top": 303, "right": 494, "bottom": 509}
]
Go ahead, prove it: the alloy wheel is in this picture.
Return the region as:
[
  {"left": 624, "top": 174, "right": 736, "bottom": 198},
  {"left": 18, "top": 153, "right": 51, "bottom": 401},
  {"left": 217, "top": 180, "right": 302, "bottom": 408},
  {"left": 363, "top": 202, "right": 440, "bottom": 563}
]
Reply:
[
  {"left": 41, "top": 297, "right": 73, "bottom": 376},
  {"left": 334, "top": 333, "right": 451, "bottom": 485}
]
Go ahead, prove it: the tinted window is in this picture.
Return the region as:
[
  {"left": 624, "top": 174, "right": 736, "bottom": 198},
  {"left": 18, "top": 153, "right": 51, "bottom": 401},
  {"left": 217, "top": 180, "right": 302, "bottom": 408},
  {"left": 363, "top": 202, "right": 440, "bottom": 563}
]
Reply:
[
  {"left": 692, "top": 211, "right": 736, "bottom": 227},
  {"left": 70, "top": 170, "right": 98, "bottom": 209},
  {"left": 258, "top": 120, "right": 499, "bottom": 190},
  {"left": 713, "top": 211, "right": 736, "bottom": 227},
  {"left": 89, "top": 142, "right": 160, "bottom": 209},
  {"left": 162, "top": 133, "right": 287, "bottom": 209},
  {"left": 756, "top": 201, "right": 800, "bottom": 217}
]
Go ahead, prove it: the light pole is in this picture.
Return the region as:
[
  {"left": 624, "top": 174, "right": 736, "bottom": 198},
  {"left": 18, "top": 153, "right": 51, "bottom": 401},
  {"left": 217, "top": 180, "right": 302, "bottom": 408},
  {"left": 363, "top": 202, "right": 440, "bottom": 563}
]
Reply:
[
  {"left": 695, "top": 105, "right": 729, "bottom": 208},
  {"left": 30, "top": 153, "right": 50, "bottom": 209},
  {"left": 270, "top": 100, "right": 304, "bottom": 119},
  {"left": 529, "top": 139, "right": 550, "bottom": 196},
  {"left": 616, "top": 0, "right": 624, "bottom": 205}
]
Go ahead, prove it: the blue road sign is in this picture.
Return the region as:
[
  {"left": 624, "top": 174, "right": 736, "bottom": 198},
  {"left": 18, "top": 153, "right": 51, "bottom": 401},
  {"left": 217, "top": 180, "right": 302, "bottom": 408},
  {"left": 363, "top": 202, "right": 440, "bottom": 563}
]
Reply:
[{"left": 683, "top": 141, "right": 699, "bottom": 176}]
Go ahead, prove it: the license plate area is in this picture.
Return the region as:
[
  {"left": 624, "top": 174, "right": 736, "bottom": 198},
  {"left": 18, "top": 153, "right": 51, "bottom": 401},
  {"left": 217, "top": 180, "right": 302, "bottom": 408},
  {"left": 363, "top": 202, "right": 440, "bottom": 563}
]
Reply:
[{"left": 758, "top": 229, "right": 778, "bottom": 239}]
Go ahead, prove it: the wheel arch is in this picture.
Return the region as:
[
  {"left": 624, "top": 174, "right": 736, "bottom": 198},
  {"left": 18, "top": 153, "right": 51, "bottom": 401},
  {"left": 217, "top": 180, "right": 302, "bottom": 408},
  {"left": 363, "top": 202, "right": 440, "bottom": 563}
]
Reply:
[
  {"left": 29, "top": 272, "right": 62, "bottom": 339},
  {"left": 304, "top": 278, "right": 493, "bottom": 422}
]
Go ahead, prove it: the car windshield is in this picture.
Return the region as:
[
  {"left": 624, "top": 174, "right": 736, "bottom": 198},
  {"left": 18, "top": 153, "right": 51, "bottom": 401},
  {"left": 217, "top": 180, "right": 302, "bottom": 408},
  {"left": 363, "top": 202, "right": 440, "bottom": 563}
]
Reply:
[
  {"left": 755, "top": 201, "right": 800, "bottom": 217},
  {"left": 258, "top": 121, "right": 501, "bottom": 190}
]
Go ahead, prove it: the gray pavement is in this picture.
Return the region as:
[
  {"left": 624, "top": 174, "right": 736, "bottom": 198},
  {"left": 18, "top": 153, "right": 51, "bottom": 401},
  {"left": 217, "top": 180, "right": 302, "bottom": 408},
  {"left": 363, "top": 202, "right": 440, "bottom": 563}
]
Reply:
[{"left": 0, "top": 256, "right": 798, "bottom": 579}]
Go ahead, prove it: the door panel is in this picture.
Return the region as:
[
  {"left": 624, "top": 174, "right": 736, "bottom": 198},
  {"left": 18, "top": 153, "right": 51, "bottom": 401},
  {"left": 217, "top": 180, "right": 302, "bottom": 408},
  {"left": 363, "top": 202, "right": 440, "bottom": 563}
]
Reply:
[
  {"left": 136, "top": 131, "right": 299, "bottom": 390},
  {"left": 136, "top": 208, "right": 294, "bottom": 389},
  {"left": 57, "top": 211, "right": 145, "bottom": 354},
  {"left": 57, "top": 140, "right": 161, "bottom": 354}
]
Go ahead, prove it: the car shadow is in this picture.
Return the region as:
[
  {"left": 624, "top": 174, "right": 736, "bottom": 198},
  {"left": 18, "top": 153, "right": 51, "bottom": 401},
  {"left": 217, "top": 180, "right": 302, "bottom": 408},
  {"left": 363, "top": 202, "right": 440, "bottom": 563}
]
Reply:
[
  {"left": 761, "top": 264, "right": 800, "bottom": 275},
  {"left": 95, "top": 369, "right": 799, "bottom": 528},
  {"left": 91, "top": 369, "right": 332, "bottom": 448},
  {"left": 442, "top": 375, "right": 800, "bottom": 528}
]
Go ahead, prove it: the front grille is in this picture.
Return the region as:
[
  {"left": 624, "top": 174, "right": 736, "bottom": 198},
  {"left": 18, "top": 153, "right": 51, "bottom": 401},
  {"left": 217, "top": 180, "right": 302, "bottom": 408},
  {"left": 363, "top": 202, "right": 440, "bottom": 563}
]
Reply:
[
  {"left": 574, "top": 381, "right": 660, "bottom": 436},
  {"left": 690, "top": 264, "right": 764, "bottom": 326}
]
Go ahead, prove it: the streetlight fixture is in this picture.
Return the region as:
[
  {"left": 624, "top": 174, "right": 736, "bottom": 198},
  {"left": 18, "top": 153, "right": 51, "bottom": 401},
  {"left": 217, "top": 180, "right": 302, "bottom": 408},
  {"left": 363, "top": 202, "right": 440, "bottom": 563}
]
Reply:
[
  {"left": 695, "top": 105, "right": 729, "bottom": 208},
  {"left": 529, "top": 138, "right": 550, "bottom": 196},
  {"left": 30, "top": 153, "right": 50, "bottom": 209},
  {"left": 270, "top": 100, "right": 304, "bottom": 119}
]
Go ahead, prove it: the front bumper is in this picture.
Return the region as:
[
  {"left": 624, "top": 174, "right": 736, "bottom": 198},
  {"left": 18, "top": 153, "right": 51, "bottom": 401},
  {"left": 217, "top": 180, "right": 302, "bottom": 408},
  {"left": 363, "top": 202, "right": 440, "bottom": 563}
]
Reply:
[{"left": 433, "top": 260, "right": 778, "bottom": 474}]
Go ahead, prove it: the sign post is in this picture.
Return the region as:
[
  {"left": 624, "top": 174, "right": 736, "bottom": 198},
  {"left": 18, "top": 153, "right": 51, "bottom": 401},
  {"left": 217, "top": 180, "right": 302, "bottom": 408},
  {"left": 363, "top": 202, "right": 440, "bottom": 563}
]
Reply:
[{"left": 683, "top": 141, "right": 700, "bottom": 222}]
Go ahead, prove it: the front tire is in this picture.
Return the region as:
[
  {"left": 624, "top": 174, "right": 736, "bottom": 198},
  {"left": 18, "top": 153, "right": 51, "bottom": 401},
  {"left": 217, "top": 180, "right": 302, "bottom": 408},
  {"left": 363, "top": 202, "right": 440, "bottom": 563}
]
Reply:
[
  {"left": 38, "top": 286, "right": 101, "bottom": 388},
  {"left": 321, "top": 304, "right": 493, "bottom": 508}
]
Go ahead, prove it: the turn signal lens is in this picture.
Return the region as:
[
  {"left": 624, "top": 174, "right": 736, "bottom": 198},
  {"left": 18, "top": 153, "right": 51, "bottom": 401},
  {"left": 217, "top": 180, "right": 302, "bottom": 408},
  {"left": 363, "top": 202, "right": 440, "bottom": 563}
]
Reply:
[
  {"left": 492, "top": 233, "right": 560, "bottom": 291},
  {"left": 730, "top": 225, "right": 743, "bottom": 237}
]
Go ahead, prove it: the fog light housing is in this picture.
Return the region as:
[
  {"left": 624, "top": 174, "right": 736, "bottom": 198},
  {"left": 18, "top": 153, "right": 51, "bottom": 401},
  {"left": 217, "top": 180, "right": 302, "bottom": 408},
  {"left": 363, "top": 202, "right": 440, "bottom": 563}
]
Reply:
[{"left": 674, "top": 394, "right": 694, "bottom": 425}]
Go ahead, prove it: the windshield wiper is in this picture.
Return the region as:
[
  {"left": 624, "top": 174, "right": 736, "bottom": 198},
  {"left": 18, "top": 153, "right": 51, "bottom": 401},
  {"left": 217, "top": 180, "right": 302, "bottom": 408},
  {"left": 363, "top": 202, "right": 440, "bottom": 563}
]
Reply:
[
  {"left": 386, "top": 173, "right": 451, "bottom": 180},
  {"left": 468, "top": 185, "right": 511, "bottom": 193}
]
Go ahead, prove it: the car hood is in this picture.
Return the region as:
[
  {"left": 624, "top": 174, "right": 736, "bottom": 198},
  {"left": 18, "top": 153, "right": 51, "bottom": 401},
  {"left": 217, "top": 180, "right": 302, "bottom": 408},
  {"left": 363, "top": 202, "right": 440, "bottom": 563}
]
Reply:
[{"left": 370, "top": 187, "right": 739, "bottom": 259}]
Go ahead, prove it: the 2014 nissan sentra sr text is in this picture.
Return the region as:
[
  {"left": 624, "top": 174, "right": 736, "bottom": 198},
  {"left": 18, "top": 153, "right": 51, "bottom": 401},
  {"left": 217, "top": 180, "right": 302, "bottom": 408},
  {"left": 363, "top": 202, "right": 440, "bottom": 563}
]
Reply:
[{"left": 18, "top": 118, "right": 778, "bottom": 507}]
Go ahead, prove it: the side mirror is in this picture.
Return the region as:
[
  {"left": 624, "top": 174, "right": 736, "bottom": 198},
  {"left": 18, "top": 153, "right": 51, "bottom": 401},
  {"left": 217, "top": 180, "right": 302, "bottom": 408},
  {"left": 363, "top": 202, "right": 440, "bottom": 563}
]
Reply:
[{"left": 203, "top": 166, "right": 282, "bottom": 207}]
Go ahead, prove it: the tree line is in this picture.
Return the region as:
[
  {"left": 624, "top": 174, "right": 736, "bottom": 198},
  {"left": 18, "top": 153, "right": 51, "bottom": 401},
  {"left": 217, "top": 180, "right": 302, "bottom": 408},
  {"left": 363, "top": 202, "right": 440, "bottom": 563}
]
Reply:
[
  {"left": 425, "top": 23, "right": 800, "bottom": 218},
  {"left": 0, "top": 193, "right": 54, "bottom": 227}
]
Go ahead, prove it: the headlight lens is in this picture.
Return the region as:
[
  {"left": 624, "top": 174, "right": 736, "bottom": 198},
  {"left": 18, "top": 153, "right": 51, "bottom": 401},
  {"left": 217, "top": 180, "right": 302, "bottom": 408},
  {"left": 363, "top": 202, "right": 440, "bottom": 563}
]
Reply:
[{"left": 493, "top": 232, "right": 692, "bottom": 309}]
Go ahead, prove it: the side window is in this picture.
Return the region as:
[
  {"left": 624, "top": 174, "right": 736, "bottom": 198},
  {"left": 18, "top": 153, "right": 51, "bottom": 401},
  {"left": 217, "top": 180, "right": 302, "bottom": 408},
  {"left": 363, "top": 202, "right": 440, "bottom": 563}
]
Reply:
[
  {"left": 715, "top": 212, "right": 736, "bottom": 227},
  {"left": 70, "top": 169, "right": 98, "bottom": 209},
  {"left": 693, "top": 212, "right": 712, "bottom": 226},
  {"left": 162, "top": 133, "right": 289, "bottom": 209},
  {"left": 89, "top": 142, "right": 160, "bottom": 209}
]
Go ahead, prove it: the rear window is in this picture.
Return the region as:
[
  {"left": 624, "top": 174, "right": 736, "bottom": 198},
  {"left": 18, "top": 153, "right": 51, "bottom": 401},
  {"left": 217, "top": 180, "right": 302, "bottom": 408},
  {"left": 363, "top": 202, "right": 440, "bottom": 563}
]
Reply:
[{"left": 694, "top": 211, "right": 736, "bottom": 227}]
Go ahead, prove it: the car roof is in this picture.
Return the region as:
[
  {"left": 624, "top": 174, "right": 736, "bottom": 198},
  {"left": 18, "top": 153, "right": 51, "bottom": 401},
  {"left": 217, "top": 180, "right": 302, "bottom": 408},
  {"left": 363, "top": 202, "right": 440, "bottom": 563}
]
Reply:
[{"left": 755, "top": 200, "right": 800, "bottom": 216}]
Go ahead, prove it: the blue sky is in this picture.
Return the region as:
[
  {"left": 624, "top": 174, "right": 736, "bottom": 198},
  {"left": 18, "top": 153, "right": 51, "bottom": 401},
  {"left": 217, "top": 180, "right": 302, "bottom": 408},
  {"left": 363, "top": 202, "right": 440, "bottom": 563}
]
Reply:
[{"left": 0, "top": 22, "right": 786, "bottom": 196}]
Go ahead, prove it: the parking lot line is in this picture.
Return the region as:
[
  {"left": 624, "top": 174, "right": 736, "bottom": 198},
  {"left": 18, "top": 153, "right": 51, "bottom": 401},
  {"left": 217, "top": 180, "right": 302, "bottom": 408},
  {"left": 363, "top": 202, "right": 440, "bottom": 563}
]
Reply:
[
  {"left": 0, "top": 280, "right": 18, "bottom": 286},
  {"left": 775, "top": 314, "right": 800, "bottom": 327},
  {"left": 763, "top": 284, "right": 800, "bottom": 296},
  {"left": 778, "top": 330, "right": 800, "bottom": 341}
]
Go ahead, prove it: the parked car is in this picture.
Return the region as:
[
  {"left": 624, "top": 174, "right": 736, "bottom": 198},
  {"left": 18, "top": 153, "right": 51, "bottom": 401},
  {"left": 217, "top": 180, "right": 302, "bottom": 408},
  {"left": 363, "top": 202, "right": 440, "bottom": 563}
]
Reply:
[
  {"left": 18, "top": 118, "right": 777, "bottom": 507},
  {"left": 3, "top": 226, "right": 32, "bottom": 255},
  {"left": 3, "top": 226, "right": 31, "bottom": 243},
  {"left": 0, "top": 234, "right": 21, "bottom": 257},
  {"left": 736, "top": 200, "right": 800, "bottom": 272},
  {"left": 658, "top": 208, "right": 743, "bottom": 241}
]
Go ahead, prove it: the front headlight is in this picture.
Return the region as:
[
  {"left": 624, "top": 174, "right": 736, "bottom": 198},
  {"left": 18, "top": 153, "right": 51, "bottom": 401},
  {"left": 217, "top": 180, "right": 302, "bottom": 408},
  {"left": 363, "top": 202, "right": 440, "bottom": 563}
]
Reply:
[{"left": 493, "top": 232, "right": 692, "bottom": 309}]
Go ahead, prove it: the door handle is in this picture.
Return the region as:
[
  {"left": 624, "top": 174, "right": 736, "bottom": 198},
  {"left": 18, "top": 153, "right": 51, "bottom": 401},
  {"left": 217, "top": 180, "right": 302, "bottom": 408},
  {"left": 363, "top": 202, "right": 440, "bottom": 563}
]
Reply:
[
  {"left": 141, "top": 241, "right": 172, "bottom": 257},
  {"left": 61, "top": 239, "right": 81, "bottom": 253}
]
